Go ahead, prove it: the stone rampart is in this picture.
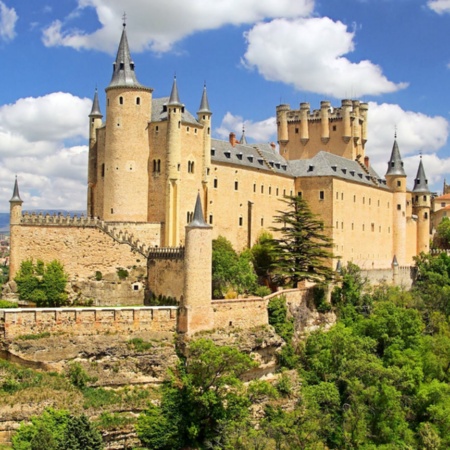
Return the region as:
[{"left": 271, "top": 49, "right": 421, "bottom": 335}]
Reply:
[
  {"left": 361, "top": 266, "right": 414, "bottom": 288},
  {"left": 212, "top": 297, "right": 268, "bottom": 329},
  {"left": 0, "top": 307, "right": 177, "bottom": 339}
]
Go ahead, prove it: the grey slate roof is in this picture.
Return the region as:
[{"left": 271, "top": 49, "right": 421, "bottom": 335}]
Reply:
[
  {"left": 151, "top": 97, "right": 200, "bottom": 125},
  {"left": 386, "top": 140, "right": 406, "bottom": 177},
  {"left": 89, "top": 88, "right": 102, "bottom": 117},
  {"left": 239, "top": 128, "right": 247, "bottom": 145},
  {"left": 289, "top": 151, "right": 387, "bottom": 188},
  {"left": 10, "top": 176, "right": 22, "bottom": 203},
  {"left": 412, "top": 158, "right": 430, "bottom": 193},
  {"left": 211, "top": 139, "right": 292, "bottom": 176},
  {"left": 198, "top": 84, "right": 211, "bottom": 114},
  {"left": 107, "top": 25, "right": 149, "bottom": 90}
]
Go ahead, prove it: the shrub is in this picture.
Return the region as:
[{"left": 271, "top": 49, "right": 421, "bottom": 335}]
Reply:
[
  {"left": 95, "top": 271, "right": 102, "bottom": 281},
  {"left": 0, "top": 299, "right": 18, "bottom": 308},
  {"left": 254, "top": 285, "right": 271, "bottom": 297},
  {"left": 116, "top": 268, "right": 129, "bottom": 280}
]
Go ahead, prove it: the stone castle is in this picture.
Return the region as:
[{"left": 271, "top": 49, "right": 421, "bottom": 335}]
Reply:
[{"left": 6, "top": 24, "right": 431, "bottom": 334}]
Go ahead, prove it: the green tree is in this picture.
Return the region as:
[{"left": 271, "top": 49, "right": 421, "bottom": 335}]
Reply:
[
  {"left": 270, "top": 195, "right": 334, "bottom": 287},
  {"left": 433, "top": 217, "right": 450, "bottom": 249},
  {"left": 12, "top": 408, "right": 103, "bottom": 450},
  {"left": 15, "top": 259, "right": 68, "bottom": 307},
  {"left": 212, "top": 236, "right": 257, "bottom": 298},
  {"left": 251, "top": 231, "right": 276, "bottom": 287},
  {"left": 136, "top": 339, "right": 256, "bottom": 449}
]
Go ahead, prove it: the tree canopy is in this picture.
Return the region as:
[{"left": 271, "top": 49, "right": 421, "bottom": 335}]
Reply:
[{"left": 270, "top": 195, "right": 334, "bottom": 286}]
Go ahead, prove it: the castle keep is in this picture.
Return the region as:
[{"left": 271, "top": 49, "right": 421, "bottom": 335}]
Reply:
[{"left": 7, "top": 24, "right": 431, "bottom": 330}]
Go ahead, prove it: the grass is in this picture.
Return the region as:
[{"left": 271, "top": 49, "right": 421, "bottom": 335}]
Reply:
[
  {"left": 0, "top": 300, "right": 18, "bottom": 308},
  {"left": 127, "top": 338, "right": 153, "bottom": 352},
  {"left": 17, "top": 331, "right": 51, "bottom": 340}
]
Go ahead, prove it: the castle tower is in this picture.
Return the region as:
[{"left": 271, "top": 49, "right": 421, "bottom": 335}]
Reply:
[
  {"left": 87, "top": 88, "right": 103, "bottom": 217},
  {"left": 9, "top": 177, "right": 23, "bottom": 277},
  {"left": 102, "top": 22, "right": 153, "bottom": 222},
  {"left": 385, "top": 138, "right": 407, "bottom": 265},
  {"left": 165, "top": 77, "right": 183, "bottom": 246},
  {"left": 276, "top": 103, "right": 290, "bottom": 154},
  {"left": 178, "top": 194, "right": 213, "bottom": 334},
  {"left": 197, "top": 84, "right": 212, "bottom": 218},
  {"left": 412, "top": 157, "right": 431, "bottom": 254}
]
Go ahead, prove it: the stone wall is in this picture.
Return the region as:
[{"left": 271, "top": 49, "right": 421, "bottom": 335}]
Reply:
[
  {"left": 0, "top": 307, "right": 177, "bottom": 339},
  {"left": 212, "top": 297, "right": 268, "bottom": 329},
  {"left": 147, "top": 257, "right": 184, "bottom": 301},
  {"left": 362, "top": 266, "right": 414, "bottom": 289}
]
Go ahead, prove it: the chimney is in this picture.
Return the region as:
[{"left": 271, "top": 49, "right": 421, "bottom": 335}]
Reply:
[
  {"left": 364, "top": 156, "right": 370, "bottom": 169},
  {"left": 229, "top": 132, "right": 237, "bottom": 147}
]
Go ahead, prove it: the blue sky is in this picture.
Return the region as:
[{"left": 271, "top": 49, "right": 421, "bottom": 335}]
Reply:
[{"left": 0, "top": 0, "right": 450, "bottom": 211}]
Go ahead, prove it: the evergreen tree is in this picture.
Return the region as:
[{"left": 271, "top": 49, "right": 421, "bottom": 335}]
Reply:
[{"left": 270, "top": 195, "right": 334, "bottom": 286}]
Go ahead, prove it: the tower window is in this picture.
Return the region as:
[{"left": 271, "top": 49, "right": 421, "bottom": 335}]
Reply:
[
  {"left": 214, "top": 178, "right": 218, "bottom": 188},
  {"left": 269, "top": 186, "right": 272, "bottom": 195},
  {"left": 209, "top": 215, "right": 213, "bottom": 224},
  {"left": 188, "top": 161, "right": 195, "bottom": 173},
  {"left": 332, "top": 125, "right": 337, "bottom": 131},
  {"left": 397, "top": 204, "right": 401, "bottom": 210},
  {"left": 136, "top": 97, "right": 140, "bottom": 105},
  {"left": 298, "top": 192, "right": 302, "bottom": 198},
  {"left": 239, "top": 217, "right": 243, "bottom": 226},
  {"left": 234, "top": 181, "right": 238, "bottom": 191},
  {"left": 261, "top": 185, "right": 264, "bottom": 194},
  {"left": 424, "top": 212, "right": 428, "bottom": 219},
  {"left": 119, "top": 96, "right": 123, "bottom": 105},
  {"left": 101, "top": 164, "right": 105, "bottom": 177},
  {"left": 295, "top": 128, "right": 299, "bottom": 134},
  {"left": 397, "top": 180, "right": 401, "bottom": 187},
  {"left": 319, "top": 191, "right": 324, "bottom": 200},
  {"left": 276, "top": 188, "right": 279, "bottom": 196},
  {"left": 423, "top": 195, "right": 427, "bottom": 201},
  {"left": 261, "top": 218, "right": 264, "bottom": 226},
  {"left": 253, "top": 183, "right": 256, "bottom": 193}
]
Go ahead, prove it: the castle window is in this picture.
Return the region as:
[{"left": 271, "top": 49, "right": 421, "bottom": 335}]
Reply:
[
  {"left": 157, "top": 160, "right": 161, "bottom": 172},
  {"left": 208, "top": 127, "right": 210, "bottom": 135},
  {"left": 153, "top": 160, "right": 156, "bottom": 172},
  {"left": 336, "top": 192, "right": 339, "bottom": 200},
  {"left": 341, "top": 193, "right": 344, "bottom": 200},
  {"left": 332, "top": 125, "right": 337, "bottom": 131},
  {"left": 107, "top": 98, "right": 109, "bottom": 106},
  {"left": 136, "top": 97, "right": 140, "bottom": 105},
  {"left": 178, "top": 121, "right": 181, "bottom": 129},
  {"left": 298, "top": 192, "right": 302, "bottom": 198},
  {"left": 119, "top": 96, "right": 123, "bottom": 105},
  {"left": 239, "top": 216, "right": 243, "bottom": 227},
  {"left": 111, "top": 208, "right": 114, "bottom": 214},
  {"left": 319, "top": 191, "right": 324, "bottom": 200},
  {"left": 269, "top": 186, "right": 272, "bottom": 195},
  {"left": 101, "top": 164, "right": 105, "bottom": 177},
  {"left": 388, "top": 227, "right": 391, "bottom": 233},
  {"left": 203, "top": 115, "right": 206, "bottom": 120},
  {"left": 295, "top": 128, "right": 299, "bottom": 134},
  {"left": 442, "top": 202, "right": 446, "bottom": 207},
  {"left": 261, "top": 218, "right": 264, "bottom": 226},
  {"left": 276, "top": 188, "right": 279, "bottom": 196},
  {"left": 397, "top": 204, "right": 401, "bottom": 210},
  {"left": 91, "top": 118, "right": 94, "bottom": 124},
  {"left": 194, "top": 128, "right": 197, "bottom": 134},
  {"left": 363, "top": 197, "right": 365, "bottom": 205},
  {"left": 214, "top": 178, "right": 218, "bottom": 188},
  {"left": 341, "top": 222, "right": 344, "bottom": 229},
  {"left": 209, "top": 215, "right": 213, "bottom": 224},
  {"left": 378, "top": 200, "right": 380, "bottom": 206},
  {"left": 362, "top": 224, "right": 365, "bottom": 231},
  {"left": 379, "top": 226, "right": 381, "bottom": 232},
  {"left": 234, "top": 181, "right": 239, "bottom": 191},
  {"left": 423, "top": 195, "right": 427, "bottom": 201},
  {"left": 155, "top": 126, "right": 159, "bottom": 133},
  {"left": 336, "top": 221, "right": 338, "bottom": 229},
  {"left": 261, "top": 185, "right": 264, "bottom": 194},
  {"left": 369, "top": 198, "right": 371, "bottom": 205},
  {"left": 177, "top": 164, "right": 180, "bottom": 171},
  {"left": 253, "top": 183, "right": 256, "bottom": 193},
  {"left": 187, "top": 126, "right": 190, "bottom": 133},
  {"left": 211, "top": 148, "right": 215, "bottom": 156},
  {"left": 354, "top": 195, "right": 356, "bottom": 202},
  {"left": 290, "top": 190, "right": 293, "bottom": 196},
  {"left": 133, "top": 285, "right": 139, "bottom": 291},
  {"left": 424, "top": 212, "right": 428, "bottom": 219},
  {"left": 397, "top": 180, "right": 401, "bottom": 187},
  {"left": 352, "top": 223, "right": 354, "bottom": 230},
  {"left": 371, "top": 223, "right": 374, "bottom": 232},
  {"left": 188, "top": 161, "right": 195, "bottom": 173}
]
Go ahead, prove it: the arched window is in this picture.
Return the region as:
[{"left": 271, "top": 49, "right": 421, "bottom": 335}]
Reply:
[
  {"left": 136, "top": 97, "right": 140, "bottom": 105},
  {"left": 119, "top": 96, "right": 123, "bottom": 105}
]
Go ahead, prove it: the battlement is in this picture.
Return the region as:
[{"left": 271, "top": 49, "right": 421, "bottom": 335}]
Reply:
[
  {"left": 21, "top": 212, "right": 99, "bottom": 227},
  {"left": 148, "top": 247, "right": 185, "bottom": 260}
]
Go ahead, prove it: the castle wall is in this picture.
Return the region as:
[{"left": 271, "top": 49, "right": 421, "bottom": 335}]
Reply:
[
  {"left": 212, "top": 297, "right": 268, "bottom": 329},
  {"left": 209, "top": 162, "right": 294, "bottom": 250},
  {"left": 361, "top": 266, "right": 414, "bottom": 288},
  {"left": 0, "top": 307, "right": 177, "bottom": 339},
  {"left": 93, "top": 126, "right": 106, "bottom": 219},
  {"left": 147, "top": 258, "right": 184, "bottom": 300}
]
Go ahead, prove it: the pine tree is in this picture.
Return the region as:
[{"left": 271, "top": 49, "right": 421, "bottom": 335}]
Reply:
[{"left": 270, "top": 195, "right": 334, "bottom": 286}]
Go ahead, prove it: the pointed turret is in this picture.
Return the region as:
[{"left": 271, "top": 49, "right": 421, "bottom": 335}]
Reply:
[
  {"left": 197, "top": 84, "right": 211, "bottom": 114},
  {"left": 188, "top": 194, "right": 209, "bottom": 228},
  {"left": 9, "top": 176, "right": 22, "bottom": 204},
  {"left": 413, "top": 157, "right": 430, "bottom": 193},
  {"left": 168, "top": 76, "right": 182, "bottom": 106},
  {"left": 89, "top": 88, "right": 102, "bottom": 118},
  {"left": 107, "top": 23, "right": 146, "bottom": 89},
  {"left": 386, "top": 139, "right": 406, "bottom": 176},
  {"left": 239, "top": 126, "right": 247, "bottom": 145}
]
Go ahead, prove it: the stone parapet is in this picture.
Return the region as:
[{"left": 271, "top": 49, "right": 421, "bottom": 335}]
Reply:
[{"left": 0, "top": 306, "right": 177, "bottom": 339}]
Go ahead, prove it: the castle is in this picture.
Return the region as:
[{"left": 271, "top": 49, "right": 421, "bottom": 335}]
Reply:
[{"left": 6, "top": 24, "right": 431, "bottom": 331}]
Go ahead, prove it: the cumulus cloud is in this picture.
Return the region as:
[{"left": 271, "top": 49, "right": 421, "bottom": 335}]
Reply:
[
  {"left": 0, "top": 1, "right": 17, "bottom": 42},
  {"left": 0, "top": 93, "right": 91, "bottom": 212},
  {"left": 427, "top": 0, "right": 450, "bottom": 14},
  {"left": 216, "top": 112, "right": 276, "bottom": 143},
  {"left": 242, "top": 18, "right": 407, "bottom": 98},
  {"left": 42, "top": 0, "right": 314, "bottom": 53}
]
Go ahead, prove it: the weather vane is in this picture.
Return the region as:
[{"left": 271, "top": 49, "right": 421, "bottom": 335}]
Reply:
[{"left": 122, "top": 12, "right": 127, "bottom": 27}]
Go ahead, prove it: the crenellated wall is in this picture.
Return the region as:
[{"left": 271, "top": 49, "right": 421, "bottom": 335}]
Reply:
[{"left": 0, "top": 307, "right": 177, "bottom": 339}]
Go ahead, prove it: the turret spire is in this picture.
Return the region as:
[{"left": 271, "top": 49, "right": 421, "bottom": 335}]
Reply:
[
  {"left": 188, "top": 193, "right": 209, "bottom": 228},
  {"left": 239, "top": 125, "right": 247, "bottom": 145},
  {"left": 107, "top": 23, "right": 145, "bottom": 89},
  {"left": 9, "top": 176, "right": 22, "bottom": 204},
  {"left": 413, "top": 157, "right": 430, "bottom": 193},
  {"left": 89, "top": 88, "right": 102, "bottom": 117},
  {"left": 386, "top": 138, "right": 406, "bottom": 176},
  {"left": 197, "top": 83, "right": 211, "bottom": 114},
  {"left": 168, "top": 76, "right": 182, "bottom": 106}
]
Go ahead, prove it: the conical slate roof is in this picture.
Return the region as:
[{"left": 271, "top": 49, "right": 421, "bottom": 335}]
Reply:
[
  {"left": 239, "top": 127, "right": 247, "bottom": 145},
  {"left": 107, "top": 24, "right": 147, "bottom": 89},
  {"left": 188, "top": 194, "right": 210, "bottom": 228},
  {"left": 197, "top": 84, "right": 211, "bottom": 114},
  {"left": 168, "top": 76, "right": 182, "bottom": 106},
  {"left": 89, "top": 88, "right": 102, "bottom": 117},
  {"left": 9, "top": 176, "right": 22, "bottom": 203},
  {"left": 386, "top": 139, "right": 406, "bottom": 176},
  {"left": 412, "top": 158, "right": 430, "bottom": 193}
]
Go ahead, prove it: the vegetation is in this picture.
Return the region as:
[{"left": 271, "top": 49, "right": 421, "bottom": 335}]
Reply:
[
  {"left": 270, "top": 195, "right": 334, "bottom": 286},
  {"left": 12, "top": 408, "right": 103, "bottom": 450},
  {"left": 212, "top": 236, "right": 257, "bottom": 298},
  {"left": 116, "top": 267, "right": 129, "bottom": 280},
  {"left": 0, "top": 299, "right": 17, "bottom": 308},
  {"left": 14, "top": 259, "right": 68, "bottom": 307},
  {"left": 433, "top": 216, "right": 450, "bottom": 249}
]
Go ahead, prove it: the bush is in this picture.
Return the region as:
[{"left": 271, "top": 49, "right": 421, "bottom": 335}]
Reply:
[
  {"left": 254, "top": 285, "right": 271, "bottom": 297},
  {"left": 68, "top": 362, "right": 96, "bottom": 390},
  {"left": 15, "top": 259, "right": 68, "bottom": 307},
  {"left": 95, "top": 271, "right": 102, "bottom": 281},
  {"left": 0, "top": 299, "right": 18, "bottom": 308},
  {"left": 116, "top": 268, "right": 129, "bottom": 280}
]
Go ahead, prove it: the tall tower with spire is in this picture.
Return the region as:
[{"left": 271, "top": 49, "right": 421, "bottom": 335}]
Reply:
[
  {"left": 412, "top": 157, "right": 431, "bottom": 254},
  {"left": 197, "top": 84, "right": 212, "bottom": 219},
  {"left": 87, "top": 88, "right": 103, "bottom": 217},
  {"left": 385, "top": 137, "right": 407, "bottom": 265},
  {"left": 9, "top": 177, "right": 23, "bottom": 277},
  {"left": 102, "top": 22, "right": 153, "bottom": 222}
]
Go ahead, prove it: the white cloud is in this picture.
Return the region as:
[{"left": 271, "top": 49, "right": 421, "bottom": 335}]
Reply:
[
  {"left": 42, "top": 0, "right": 314, "bottom": 53},
  {"left": 0, "top": 93, "right": 91, "bottom": 212},
  {"left": 216, "top": 112, "right": 276, "bottom": 143},
  {"left": 242, "top": 17, "right": 407, "bottom": 98},
  {"left": 0, "top": 1, "right": 17, "bottom": 42},
  {"left": 428, "top": 0, "right": 450, "bottom": 14}
]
